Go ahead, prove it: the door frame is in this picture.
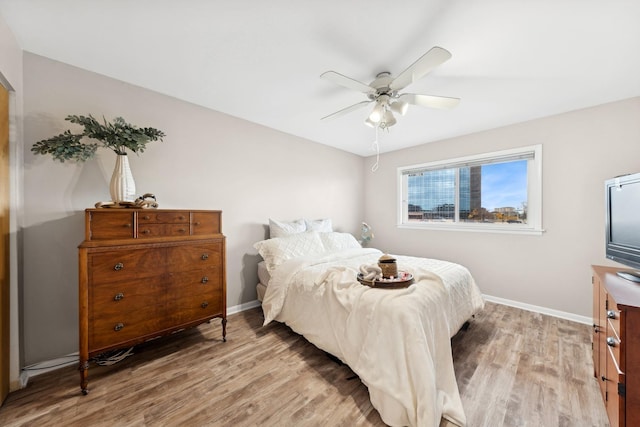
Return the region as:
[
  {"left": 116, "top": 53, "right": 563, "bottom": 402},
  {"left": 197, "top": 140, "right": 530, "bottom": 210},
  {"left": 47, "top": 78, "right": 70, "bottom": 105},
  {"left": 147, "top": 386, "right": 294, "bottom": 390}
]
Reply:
[{"left": 0, "top": 70, "right": 19, "bottom": 402}]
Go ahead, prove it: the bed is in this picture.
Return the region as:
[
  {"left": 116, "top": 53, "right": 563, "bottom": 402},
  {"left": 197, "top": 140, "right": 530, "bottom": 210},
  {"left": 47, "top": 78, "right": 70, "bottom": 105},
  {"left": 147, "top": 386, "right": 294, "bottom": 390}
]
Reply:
[{"left": 254, "top": 225, "right": 484, "bottom": 427}]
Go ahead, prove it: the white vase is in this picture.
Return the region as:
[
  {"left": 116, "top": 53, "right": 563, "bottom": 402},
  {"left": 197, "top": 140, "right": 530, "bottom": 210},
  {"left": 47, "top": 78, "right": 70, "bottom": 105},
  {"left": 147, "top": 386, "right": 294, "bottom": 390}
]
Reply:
[{"left": 109, "top": 154, "right": 136, "bottom": 203}]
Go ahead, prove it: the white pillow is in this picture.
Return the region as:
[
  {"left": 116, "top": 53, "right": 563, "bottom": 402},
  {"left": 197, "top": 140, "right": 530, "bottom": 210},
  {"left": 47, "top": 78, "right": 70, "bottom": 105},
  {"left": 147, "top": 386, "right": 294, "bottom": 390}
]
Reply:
[
  {"left": 254, "top": 232, "right": 326, "bottom": 273},
  {"left": 269, "top": 218, "right": 306, "bottom": 238},
  {"left": 305, "top": 218, "right": 333, "bottom": 233},
  {"left": 319, "top": 232, "right": 361, "bottom": 252}
]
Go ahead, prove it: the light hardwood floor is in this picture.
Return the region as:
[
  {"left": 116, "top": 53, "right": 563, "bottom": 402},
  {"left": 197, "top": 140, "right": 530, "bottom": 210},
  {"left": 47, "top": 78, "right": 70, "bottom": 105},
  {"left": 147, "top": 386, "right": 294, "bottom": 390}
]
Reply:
[{"left": 0, "top": 302, "right": 609, "bottom": 426}]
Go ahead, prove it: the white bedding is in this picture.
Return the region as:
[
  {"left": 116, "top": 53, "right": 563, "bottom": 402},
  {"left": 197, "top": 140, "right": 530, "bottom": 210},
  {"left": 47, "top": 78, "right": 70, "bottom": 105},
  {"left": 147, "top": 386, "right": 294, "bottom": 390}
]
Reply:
[{"left": 261, "top": 247, "right": 484, "bottom": 427}]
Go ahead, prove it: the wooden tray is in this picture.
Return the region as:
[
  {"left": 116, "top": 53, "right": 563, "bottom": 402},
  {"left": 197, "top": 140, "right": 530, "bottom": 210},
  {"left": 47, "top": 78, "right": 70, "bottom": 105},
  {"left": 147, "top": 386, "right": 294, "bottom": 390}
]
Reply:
[{"left": 357, "top": 272, "right": 414, "bottom": 289}]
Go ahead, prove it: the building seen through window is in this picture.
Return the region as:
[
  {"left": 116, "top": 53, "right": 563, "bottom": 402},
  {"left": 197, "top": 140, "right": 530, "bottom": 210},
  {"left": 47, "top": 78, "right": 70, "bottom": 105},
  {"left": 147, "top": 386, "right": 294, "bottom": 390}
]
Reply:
[{"left": 406, "top": 161, "right": 527, "bottom": 224}]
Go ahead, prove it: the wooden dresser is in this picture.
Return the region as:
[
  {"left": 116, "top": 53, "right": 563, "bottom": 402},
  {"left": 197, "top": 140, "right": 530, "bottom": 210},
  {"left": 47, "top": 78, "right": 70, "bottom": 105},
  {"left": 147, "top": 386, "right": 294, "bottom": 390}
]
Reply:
[
  {"left": 592, "top": 265, "right": 640, "bottom": 426},
  {"left": 78, "top": 209, "right": 226, "bottom": 394}
]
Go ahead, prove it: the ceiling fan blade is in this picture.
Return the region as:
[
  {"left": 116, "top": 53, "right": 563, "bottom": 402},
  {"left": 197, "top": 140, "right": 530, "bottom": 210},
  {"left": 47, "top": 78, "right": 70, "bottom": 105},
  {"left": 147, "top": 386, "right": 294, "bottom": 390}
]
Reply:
[
  {"left": 321, "top": 71, "right": 376, "bottom": 94},
  {"left": 389, "top": 47, "right": 452, "bottom": 91},
  {"left": 399, "top": 93, "right": 460, "bottom": 110},
  {"left": 321, "top": 100, "right": 372, "bottom": 121}
]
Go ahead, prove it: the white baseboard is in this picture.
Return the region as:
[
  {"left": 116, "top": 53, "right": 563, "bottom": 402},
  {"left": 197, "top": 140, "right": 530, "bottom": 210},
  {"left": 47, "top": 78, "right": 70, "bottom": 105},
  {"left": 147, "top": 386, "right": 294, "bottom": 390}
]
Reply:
[
  {"left": 228, "top": 299, "right": 261, "bottom": 315},
  {"left": 483, "top": 294, "right": 591, "bottom": 325},
  {"left": 19, "top": 352, "right": 79, "bottom": 387}
]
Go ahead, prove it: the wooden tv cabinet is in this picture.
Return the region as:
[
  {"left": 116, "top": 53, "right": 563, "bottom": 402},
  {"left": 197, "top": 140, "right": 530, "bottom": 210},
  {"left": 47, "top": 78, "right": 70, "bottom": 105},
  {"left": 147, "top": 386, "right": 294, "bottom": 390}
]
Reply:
[
  {"left": 78, "top": 209, "right": 226, "bottom": 394},
  {"left": 592, "top": 265, "right": 640, "bottom": 426}
]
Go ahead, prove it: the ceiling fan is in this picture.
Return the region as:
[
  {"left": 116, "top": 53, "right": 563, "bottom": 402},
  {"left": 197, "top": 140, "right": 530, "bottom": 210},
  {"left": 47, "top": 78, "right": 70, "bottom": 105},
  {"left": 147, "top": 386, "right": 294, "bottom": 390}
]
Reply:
[{"left": 320, "top": 46, "right": 460, "bottom": 129}]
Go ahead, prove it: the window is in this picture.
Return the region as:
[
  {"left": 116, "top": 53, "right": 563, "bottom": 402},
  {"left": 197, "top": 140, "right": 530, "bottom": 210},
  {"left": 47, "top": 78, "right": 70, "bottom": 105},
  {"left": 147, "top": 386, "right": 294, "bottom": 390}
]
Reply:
[{"left": 398, "top": 145, "right": 542, "bottom": 234}]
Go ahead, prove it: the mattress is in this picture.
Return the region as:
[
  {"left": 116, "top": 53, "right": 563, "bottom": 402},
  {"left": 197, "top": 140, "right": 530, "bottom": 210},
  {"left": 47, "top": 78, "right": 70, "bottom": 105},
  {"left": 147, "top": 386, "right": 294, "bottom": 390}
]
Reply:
[
  {"left": 256, "top": 261, "right": 270, "bottom": 302},
  {"left": 257, "top": 260, "right": 270, "bottom": 286}
]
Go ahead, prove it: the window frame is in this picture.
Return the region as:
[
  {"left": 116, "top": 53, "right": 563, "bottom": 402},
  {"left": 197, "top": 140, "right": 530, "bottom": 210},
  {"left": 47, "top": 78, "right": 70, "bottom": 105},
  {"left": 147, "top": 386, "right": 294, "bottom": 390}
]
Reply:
[{"left": 397, "top": 144, "right": 543, "bottom": 235}]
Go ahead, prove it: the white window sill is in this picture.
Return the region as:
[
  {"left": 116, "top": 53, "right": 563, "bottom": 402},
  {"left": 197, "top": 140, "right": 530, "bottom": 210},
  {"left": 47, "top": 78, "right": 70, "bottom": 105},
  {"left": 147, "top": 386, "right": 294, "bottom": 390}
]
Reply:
[{"left": 397, "top": 223, "right": 544, "bottom": 236}]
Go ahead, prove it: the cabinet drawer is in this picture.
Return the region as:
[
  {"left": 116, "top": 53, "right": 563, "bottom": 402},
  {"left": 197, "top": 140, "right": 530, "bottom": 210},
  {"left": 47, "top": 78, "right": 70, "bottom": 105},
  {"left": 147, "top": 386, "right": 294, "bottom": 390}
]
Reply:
[
  {"left": 169, "top": 270, "right": 222, "bottom": 292},
  {"left": 88, "top": 211, "right": 134, "bottom": 240},
  {"left": 166, "top": 242, "right": 223, "bottom": 271},
  {"left": 192, "top": 211, "right": 221, "bottom": 235},
  {"left": 90, "top": 312, "right": 167, "bottom": 351},
  {"left": 606, "top": 305, "right": 621, "bottom": 340},
  {"left": 170, "top": 292, "right": 223, "bottom": 325},
  {"left": 138, "top": 211, "right": 189, "bottom": 224},
  {"left": 89, "top": 249, "right": 162, "bottom": 284},
  {"left": 137, "top": 224, "right": 190, "bottom": 238},
  {"left": 606, "top": 324, "right": 623, "bottom": 372},
  {"left": 90, "top": 279, "right": 166, "bottom": 307}
]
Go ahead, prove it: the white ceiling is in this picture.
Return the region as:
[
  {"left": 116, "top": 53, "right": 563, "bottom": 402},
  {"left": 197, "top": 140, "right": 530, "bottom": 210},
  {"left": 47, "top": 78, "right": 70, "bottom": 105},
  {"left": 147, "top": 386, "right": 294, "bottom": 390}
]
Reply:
[{"left": 1, "top": 0, "right": 639, "bottom": 156}]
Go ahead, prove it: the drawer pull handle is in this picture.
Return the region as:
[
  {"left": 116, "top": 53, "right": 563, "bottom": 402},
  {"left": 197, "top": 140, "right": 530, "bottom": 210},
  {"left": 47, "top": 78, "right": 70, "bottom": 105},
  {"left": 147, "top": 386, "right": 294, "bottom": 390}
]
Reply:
[
  {"left": 114, "top": 292, "right": 124, "bottom": 301},
  {"left": 124, "top": 223, "right": 132, "bottom": 228},
  {"left": 177, "top": 228, "right": 186, "bottom": 233},
  {"left": 143, "top": 215, "right": 151, "bottom": 220},
  {"left": 142, "top": 229, "right": 151, "bottom": 234},
  {"left": 201, "top": 301, "right": 209, "bottom": 309},
  {"left": 201, "top": 253, "right": 209, "bottom": 260},
  {"left": 178, "top": 216, "right": 185, "bottom": 220},
  {"left": 114, "top": 323, "right": 124, "bottom": 332},
  {"left": 201, "top": 276, "right": 209, "bottom": 284},
  {"left": 194, "top": 221, "right": 201, "bottom": 226},
  {"left": 607, "top": 310, "right": 616, "bottom": 319},
  {"left": 114, "top": 262, "right": 124, "bottom": 271},
  {"left": 606, "top": 337, "right": 618, "bottom": 347}
]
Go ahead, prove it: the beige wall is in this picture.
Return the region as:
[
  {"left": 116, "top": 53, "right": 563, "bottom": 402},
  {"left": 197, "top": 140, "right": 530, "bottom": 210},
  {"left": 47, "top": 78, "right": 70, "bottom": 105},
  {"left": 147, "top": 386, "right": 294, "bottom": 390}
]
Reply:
[
  {"left": 21, "top": 53, "right": 365, "bottom": 365},
  {"left": 363, "top": 97, "right": 640, "bottom": 318},
  {"left": 0, "top": 12, "right": 23, "bottom": 390}
]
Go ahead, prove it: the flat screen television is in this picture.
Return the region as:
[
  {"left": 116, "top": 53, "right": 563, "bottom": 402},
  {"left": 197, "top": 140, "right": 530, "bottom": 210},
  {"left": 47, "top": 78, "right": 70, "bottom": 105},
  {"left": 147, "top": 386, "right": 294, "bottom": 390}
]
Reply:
[{"left": 606, "top": 172, "right": 640, "bottom": 282}]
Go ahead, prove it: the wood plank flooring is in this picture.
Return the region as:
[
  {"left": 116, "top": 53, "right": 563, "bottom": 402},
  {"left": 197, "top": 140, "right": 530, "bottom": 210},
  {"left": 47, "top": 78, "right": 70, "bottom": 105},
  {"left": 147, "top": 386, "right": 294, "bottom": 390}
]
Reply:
[{"left": 0, "top": 302, "right": 609, "bottom": 426}]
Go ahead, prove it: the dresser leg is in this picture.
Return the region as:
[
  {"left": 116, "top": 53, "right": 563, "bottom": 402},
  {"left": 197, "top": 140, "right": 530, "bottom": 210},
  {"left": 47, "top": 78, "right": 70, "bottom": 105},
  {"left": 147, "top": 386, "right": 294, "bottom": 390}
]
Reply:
[
  {"left": 79, "top": 359, "right": 89, "bottom": 395},
  {"left": 222, "top": 318, "right": 227, "bottom": 342}
]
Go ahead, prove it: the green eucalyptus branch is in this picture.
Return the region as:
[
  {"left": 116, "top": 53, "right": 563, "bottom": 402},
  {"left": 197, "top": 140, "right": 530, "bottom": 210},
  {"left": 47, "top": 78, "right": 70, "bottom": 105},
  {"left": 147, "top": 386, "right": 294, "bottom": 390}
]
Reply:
[{"left": 31, "top": 115, "right": 165, "bottom": 162}]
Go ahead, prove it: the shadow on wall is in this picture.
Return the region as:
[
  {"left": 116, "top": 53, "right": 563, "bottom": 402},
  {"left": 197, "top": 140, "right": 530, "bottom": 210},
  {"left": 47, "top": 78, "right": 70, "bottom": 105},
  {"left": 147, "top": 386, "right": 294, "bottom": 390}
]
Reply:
[
  {"left": 22, "top": 212, "right": 85, "bottom": 365},
  {"left": 239, "top": 223, "right": 269, "bottom": 305}
]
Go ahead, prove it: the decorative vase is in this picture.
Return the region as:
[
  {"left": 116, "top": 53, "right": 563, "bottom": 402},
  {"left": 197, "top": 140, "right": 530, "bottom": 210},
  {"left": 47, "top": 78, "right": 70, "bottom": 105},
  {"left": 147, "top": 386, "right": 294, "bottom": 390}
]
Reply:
[{"left": 109, "top": 154, "right": 136, "bottom": 203}]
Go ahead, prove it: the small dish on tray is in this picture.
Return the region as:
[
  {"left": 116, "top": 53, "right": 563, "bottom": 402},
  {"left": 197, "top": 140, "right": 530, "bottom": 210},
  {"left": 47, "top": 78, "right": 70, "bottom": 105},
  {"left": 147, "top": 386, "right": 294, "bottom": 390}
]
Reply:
[{"left": 357, "top": 271, "right": 414, "bottom": 289}]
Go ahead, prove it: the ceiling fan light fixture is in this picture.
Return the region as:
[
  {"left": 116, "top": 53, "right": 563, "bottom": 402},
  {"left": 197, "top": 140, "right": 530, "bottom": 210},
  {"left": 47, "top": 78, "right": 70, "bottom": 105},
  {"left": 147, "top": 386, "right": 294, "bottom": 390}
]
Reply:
[
  {"left": 380, "top": 110, "right": 396, "bottom": 128},
  {"left": 368, "top": 102, "right": 385, "bottom": 123}
]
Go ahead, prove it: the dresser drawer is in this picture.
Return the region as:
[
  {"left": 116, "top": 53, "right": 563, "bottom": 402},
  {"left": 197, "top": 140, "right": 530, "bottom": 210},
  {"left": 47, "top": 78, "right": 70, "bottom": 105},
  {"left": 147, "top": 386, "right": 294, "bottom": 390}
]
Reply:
[
  {"left": 90, "top": 311, "right": 167, "bottom": 351},
  {"left": 88, "top": 211, "right": 134, "bottom": 240},
  {"left": 90, "top": 278, "right": 166, "bottom": 307},
  {"left": 170, "top": 292, "right": 223, "bottom": 325},
  {"left": 89, "top": 249, "right": 162, "bottom": 284},
  {"left": 166, "top": 242, "right": 223, "bottom": 271},
  {"left": 192, "top": 211, "right": 221, "bottom": 235},
  {"left": 169, "top": 269, "right": 223, "bottom": 291},
  {"left": 138, "top": 211, "right": 189, "bottom": 224},
  {"left": 137, "top": 224, "right": 190, "bottom": 238}
]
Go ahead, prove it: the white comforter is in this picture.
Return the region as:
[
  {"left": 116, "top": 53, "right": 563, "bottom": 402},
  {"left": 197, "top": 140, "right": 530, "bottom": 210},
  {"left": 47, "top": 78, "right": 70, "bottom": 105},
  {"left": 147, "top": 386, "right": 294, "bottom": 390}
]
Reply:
[{"left": 261, "top": 248, "right": 485, "bottom": 427}]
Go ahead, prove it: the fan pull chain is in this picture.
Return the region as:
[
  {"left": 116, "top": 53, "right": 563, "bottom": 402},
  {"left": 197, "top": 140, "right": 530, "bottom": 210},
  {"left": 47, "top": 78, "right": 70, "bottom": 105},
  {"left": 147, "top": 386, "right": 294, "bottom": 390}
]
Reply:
[{"left": 371, "top": 125, "right": 380, "bottom": 172}]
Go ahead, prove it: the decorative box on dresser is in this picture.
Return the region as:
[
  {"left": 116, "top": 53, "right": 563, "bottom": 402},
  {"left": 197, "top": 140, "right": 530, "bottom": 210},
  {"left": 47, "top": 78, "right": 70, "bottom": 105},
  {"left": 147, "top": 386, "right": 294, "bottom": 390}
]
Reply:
[
  {"left": 592, "top": 265, "right": 640, "bottom": 427},
  {"left": 78, "top": 209, "right": 226, "bottom": 395}
]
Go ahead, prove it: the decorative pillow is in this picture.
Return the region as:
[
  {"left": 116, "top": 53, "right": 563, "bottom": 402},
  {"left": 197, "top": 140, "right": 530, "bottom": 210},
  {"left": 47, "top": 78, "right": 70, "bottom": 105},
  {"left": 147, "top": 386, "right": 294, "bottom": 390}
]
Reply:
[
  {"left": 254, "top": 232, "right": 326, "bottom": 273},
  {"left": 305, "top": 218, "right": 333, "bottom": 233},
  {"left": 269, "top": 218, "right": 306, "bottom": 238},
  {"left": 319, "top": 232, "right": 361, "bottom": 252}
]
